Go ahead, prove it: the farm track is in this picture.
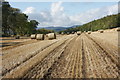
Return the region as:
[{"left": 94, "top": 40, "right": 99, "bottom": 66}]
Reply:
[
  {"left": 42, "top": 35, "right": 83, "bottom": 78},
  {"left": 3, "top": 35, "right": 75, "bottom": 78},
  {"left": 23, "top": 35, "right": 77, "bottom": 78},
  {"left": 35, "top": 34, "right": 118, "bottom": 78},
  {"left": 2, "top": 33, "right": 119, "bottom": 79},
  {"left": 87, "top": 34, "right": 119, "bottom": 69},
  {"left": 82, "top": 34, "right": 118, "bottom": 78},
  {"left": 2, "top": 40, "right": 57, "bottom": 76}
]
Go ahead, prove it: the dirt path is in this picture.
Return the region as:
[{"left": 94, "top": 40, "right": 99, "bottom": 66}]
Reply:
[
  {"left": 2, "top": 34, "right": 75, "bottom": 78},
  {"left": 87, "top": 33, "right": 119, "bottom": 68},
  {"left": 35, "top": 34, "right": 118, "bottom": 78},
  {"left": 23, "top": 35, "right": 77, "bottom": 78},
  {"left": 43, "top": 35, "right": 83, "bottom": 78},
  {"left": 83, "top": 34, "right": 118, "bottom": 78}
]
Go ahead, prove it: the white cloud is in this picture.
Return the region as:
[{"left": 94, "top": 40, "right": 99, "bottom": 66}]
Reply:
[
  {"left": 23, "top": 7, "right": 36, "bottom": 14},
  {"left": 23, "top": 2, "right": 118, "bottom": 27},
  {"left": 70, "top": 4, "right": 118, "bottom": 24},
  {"left": 51, "top": 1, "right": 64, "bottom": 16}
]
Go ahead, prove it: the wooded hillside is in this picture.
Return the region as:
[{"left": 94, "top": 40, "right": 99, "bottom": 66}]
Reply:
[
  {"left": 1, "top": 1, "right": 39, "bottom": 36},
  {"left": 59, "top": 13, "right": 120, "bottom": 34}
]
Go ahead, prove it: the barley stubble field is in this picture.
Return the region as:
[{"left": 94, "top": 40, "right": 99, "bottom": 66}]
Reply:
[{"left": 1, "top": 30, "right": 119, "bottom": 79}]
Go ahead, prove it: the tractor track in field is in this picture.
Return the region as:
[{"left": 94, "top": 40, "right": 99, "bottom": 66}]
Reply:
[
  {"left": 40, "top": 34, "right": 118, "bottom": 78},
  {"left": 81, "top": 39, "right": 87, "bottom": 78},
  {"left": 40, "top": 35, "right": 83, "bottom": 79},
  {"left": 85, "top": 34, "right": 119, "bottom": 68},
  {"left": 22, "top": 36, "right": 78, "bottom": 79},
  {"left": 2, "top": 40, "right": 58, "bottom": 76},
  {"left": 41, "top": 36, "right": 79, "bottom": 79},
  {"left": 3, "top": 35, "right": 76, "bottom": 78},
  {"left": 84, "top": 33, "right": 119, "bottom": 78}
]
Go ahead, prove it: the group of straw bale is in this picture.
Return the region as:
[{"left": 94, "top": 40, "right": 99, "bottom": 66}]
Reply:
[
  {"left": 31, "top": 27, "right": 120, "bottom": 40},
  {"left": 31, "top": 33, "right": 56, "bottom": 40},
  {"left": 86, "top": 27, "right": 120, "bottom": 34},
  {"left": 112, "top": 27, "right": 120, "bottom": 32},
  {"left": 104, "top": 27, "right": 120, "bottom": 32},
  {"left": 68, "top": 27, "right": 120, "bottom": 36},
  {"left": 98, "top": 27, "right": 120, "bottom": 33},
  {"left": 76, "top": 31, "right": 92, "bottom": 35},
  {"left": 87, "top": 30, "right": 104, "bottom": 34}
]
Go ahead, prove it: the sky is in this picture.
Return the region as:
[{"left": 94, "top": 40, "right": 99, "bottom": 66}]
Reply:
[
  {"left": 8, "top": 1, "right": 118, "bottom": 27},
  {"left": 6, "top": 0, "right": 120, "bottom": 2}
]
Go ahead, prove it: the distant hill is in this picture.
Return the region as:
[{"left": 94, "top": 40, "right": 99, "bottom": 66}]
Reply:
[
  {"left": 69, "top": 25, "right": 81, "bottom": 28},
  {"left": 60, "top": 13, "right": 120, "bottom": 33},
  {"left": 37, "top": 27, "right": 67, "bottom": 32},
  {"left": 37, "top": 25, "right": 81, "bottom": 32},
  {"left": 77, "top": 13, "right": 120, "bottom": 31}
]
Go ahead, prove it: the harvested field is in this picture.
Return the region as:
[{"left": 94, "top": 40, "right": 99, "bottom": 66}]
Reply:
[
  {"left": 1, "top": 31, "right": 119, "bottom": 79},
  {"left": 0, "top": 37, "right": 33, "bottom": 50},
  {"left": 0, "top": 35, "right": 64, "bottom": 50}
]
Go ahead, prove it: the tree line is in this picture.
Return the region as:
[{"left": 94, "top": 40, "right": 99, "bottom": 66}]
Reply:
[
  {"left": 37, "top": 28, "right": 54, "bottom": 34},
  {"left": 59, "top": 13, "right": 120, "bottom": 34},
  {"left": 1, "top": 1, "right": 40, "bottom": 37}
]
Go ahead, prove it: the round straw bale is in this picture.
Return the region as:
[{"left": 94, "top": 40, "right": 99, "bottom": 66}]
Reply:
[
  {"left": 67, "top": 32, "right": 69, "bottom": 35},
  {"left": 99, "top": 30, "right": 104, "bottom": 33},
  {"left": 77, "top": 31, "right": 81, "bottom": 35},
  {"left": 61, "top": 32, "right": 64, "bottom": 35},
  {"left": 88, "top": 31, "right": 91, "bottom": 34},
  {"left": 48, "top": 33, "right": 56, "bottom": 40},
  {"left": 31, "top": 34, "right": 36, "bottom": 39},
  {"left": 72, "top": 32, "right": 75, "bottom": 34},
  {"left": 116, "top": 27, "right": 120, "bottom": 31},
  {"left": 36, "top": 34, "right": 44, "bottom": 40}
]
